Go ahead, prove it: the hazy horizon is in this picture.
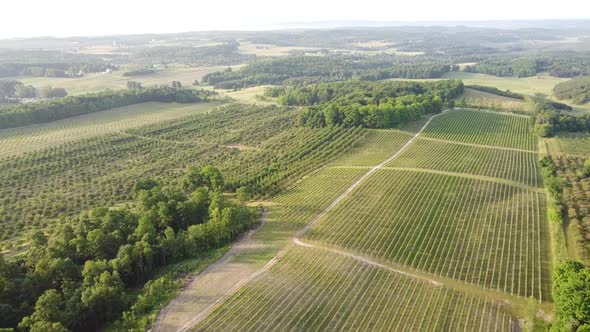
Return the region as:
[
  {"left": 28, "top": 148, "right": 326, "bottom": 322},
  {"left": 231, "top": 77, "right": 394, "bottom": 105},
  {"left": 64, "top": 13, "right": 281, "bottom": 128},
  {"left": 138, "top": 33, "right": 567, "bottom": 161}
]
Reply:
[{"left": 1, "top": 0, "right": 589, "bottom": 39}]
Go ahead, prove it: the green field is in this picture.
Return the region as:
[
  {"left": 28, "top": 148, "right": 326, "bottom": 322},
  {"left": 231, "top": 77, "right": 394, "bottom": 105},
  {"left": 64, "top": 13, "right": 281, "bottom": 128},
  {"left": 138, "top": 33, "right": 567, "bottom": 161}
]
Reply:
[
  {"left": 0, "top": 102, "right": 217, "bottom": 157},
  {"left": 387, "top": 138, "right": 541, "bottom": 186},
  {"left": 545, "top": 133, "right": 590, "bottom": 157},
  {"left": 9, "top": 65, "right": 234, "bottom": 95},
  {"left": 196, "top": 246, "right": 513, "bottom": 331},
  {"left": 0, "top": 104, "right": 370, "bottom": 244},
  {"left": 304, "top": 168, "right": 550, "bottom": 299},
  {"left": 422, "top": 109, "right": 537, "bottom": 151},
  {"left": 152, "top": 109, "right": 551, "bottom": 331}
]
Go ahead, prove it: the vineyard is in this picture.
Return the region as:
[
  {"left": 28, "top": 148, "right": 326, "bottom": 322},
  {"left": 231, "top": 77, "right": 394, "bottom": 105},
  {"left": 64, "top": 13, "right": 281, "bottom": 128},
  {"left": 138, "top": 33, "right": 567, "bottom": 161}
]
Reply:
[
  {"left": 0, "top": 104, "right": 367, "bottom": 244},
  {"left": 157, "top": 167, "right": 368, "bottom": 331},
  {"left": 387, "top": 138, "right": 541, "bottom": 186},
  {"left": 151, "top": 108, "right": 549, "bottom": 331},
  {"left": 196, "top": 246, "right": 513, "bottom": 331},
  {"left": 422, "top": 109, "right": 537, "bottom": 151},
  {"left": 0, "top": 102, "right": 217, "bottom": 158},
  {"left": 303, "top": 168, "right": 550, "bottom": 299}
]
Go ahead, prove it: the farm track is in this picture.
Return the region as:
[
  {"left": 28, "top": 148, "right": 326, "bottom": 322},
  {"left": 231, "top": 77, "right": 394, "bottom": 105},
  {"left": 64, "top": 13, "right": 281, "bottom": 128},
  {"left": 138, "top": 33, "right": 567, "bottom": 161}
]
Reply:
[
  {"left": 329, "top": 165, "right": 545, "bottom": 192},
  {"left": 418, "top": 136, "right": 538, "bottom": 153},
  {"left": 157, "top": 108, "right": 543, "bottom": 330},
  {"left": 153, "top": 210, "right": 278, "bottom": 332}
]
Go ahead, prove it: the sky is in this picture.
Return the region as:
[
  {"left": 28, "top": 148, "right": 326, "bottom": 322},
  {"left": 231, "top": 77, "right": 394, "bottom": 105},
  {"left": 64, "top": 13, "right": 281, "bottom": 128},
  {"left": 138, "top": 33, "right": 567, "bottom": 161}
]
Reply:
[{"left": 1, "top": 0, "right": 589, "bottom": 39}]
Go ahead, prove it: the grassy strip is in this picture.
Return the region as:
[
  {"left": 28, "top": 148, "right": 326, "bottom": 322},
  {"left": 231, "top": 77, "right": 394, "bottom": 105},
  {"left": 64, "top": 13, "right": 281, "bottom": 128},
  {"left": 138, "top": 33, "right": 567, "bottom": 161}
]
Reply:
[{"left": 106, "top": 246, "right": 230, "bottom": 332}]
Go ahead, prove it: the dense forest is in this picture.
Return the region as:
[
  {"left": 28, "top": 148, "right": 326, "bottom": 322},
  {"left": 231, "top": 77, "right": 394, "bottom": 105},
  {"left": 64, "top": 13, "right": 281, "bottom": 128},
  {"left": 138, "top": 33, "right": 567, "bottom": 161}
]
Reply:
[
  {"left": 0, "top": 87, "right": 215, "bottom": 130},
  {"left": 130, "top": 41, "right": 254, "bottom": 66},
  {"left": 202, "top": 56, "right": 455, "bottom": 89},
  {"left": 270, "top": 80, "right": 463, "bottom": 128},
  {"left": 554, "top": 76, "right": 590, "bottom": 104},
  {"left": 464, "top": 53, "right": 590, "bottom": 78},
  {"left": 0, "top": 166, "right": 260, "bottom": 331}
]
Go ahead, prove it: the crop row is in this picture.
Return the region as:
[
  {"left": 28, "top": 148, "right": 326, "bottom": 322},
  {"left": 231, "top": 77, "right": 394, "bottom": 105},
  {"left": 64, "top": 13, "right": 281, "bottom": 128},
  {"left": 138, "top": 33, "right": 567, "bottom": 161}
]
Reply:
[
  {"left": 0, "top": 105, "right": 365, "bottom": 243},
  {"left": 330, "top": 129, "right": 415, "bottom": 167},
  {"left": 387, "top": 137, "right": 541, "bottom": 186},
  {"left": 0, "top": 102, "right": 212, "bottom": 158},
  {"left": 422, "top": 109, "right": 537, "bottom": 151},
  {"left": 196, "top": 246, "right": 513, "bottom": 331},
  {"left": 304, "top": 169, "right": 551, "bottom": 299}
]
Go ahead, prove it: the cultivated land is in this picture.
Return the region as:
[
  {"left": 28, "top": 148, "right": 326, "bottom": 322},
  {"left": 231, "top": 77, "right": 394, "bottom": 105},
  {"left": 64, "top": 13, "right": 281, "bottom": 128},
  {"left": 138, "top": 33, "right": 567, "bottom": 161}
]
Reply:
[
  {"left": 153, "top": 109, "right": 550, "bottom": 331},
  {"left": 10, "top": 65, "right": 234, "bottom": 95},
  {"left": 546, "top": 132, "right": 590, "bottom": 157},
  {"left": 0, "top": 102, "right": 218, "bottom": 158}
]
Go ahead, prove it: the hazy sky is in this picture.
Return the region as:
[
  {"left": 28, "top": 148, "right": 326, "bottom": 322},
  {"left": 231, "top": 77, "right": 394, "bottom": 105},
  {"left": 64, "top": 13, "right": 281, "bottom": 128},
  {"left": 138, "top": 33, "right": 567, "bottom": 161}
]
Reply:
[{"left": 1, "top": 0, "right": 589, "bottom": 38}]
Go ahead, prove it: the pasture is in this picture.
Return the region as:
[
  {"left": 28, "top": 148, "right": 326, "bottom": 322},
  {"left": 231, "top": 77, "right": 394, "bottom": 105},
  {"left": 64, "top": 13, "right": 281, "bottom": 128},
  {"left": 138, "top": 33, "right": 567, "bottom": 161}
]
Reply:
[{"left": 545, "top": 133, "right": 590, "bottom": 157}]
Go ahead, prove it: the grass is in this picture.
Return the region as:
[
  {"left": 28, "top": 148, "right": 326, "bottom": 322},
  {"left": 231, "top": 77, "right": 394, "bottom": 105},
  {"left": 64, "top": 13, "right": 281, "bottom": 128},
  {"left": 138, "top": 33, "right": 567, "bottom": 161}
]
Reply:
[
  {"left": 9, "top": 65, "right": 237, "bottom": 95},
  {"left": 0, "top": 102, "right": 218, "bottom": 158},
  {"left": 462, "top": 87, "right": 527, "bottom": 112},
  {"left": 441, "top": 72, "right": 568, "bottom": 96}
]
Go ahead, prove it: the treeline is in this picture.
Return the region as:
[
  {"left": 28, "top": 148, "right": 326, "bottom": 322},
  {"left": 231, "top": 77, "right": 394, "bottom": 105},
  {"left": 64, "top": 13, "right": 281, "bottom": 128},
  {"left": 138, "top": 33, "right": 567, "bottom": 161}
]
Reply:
[
  {"left": 0, "top": 166, "right": 260, "bottom": 331},
  {"left": 131, "top": 41, "right": 254, "bottom": 66},
  {"left": 0, "top": 80, "right": 68, "bottom": 101},
  {"left": 539, "top": 156, "right": 590, "bottom": 331},
  {"left": 554, "top": 76, "right": 590, "bottom": 104},
  {"left": 0, "top": 87, "right": 215, "bottom": 130},
  {"left": 464, "top": 53, "right": 590, "bottom": 78},
  {"left": 466, "top": 84, "right": 572, "bottom": 110},
  {"left": 202, "top": 56, "right": 455, "bottom": 89},
  {"left": 272, "top": 80, "right": 463, "bottom": 128},
  {"left": 533, "top": 97, "right": 590, "bottom": 137}
]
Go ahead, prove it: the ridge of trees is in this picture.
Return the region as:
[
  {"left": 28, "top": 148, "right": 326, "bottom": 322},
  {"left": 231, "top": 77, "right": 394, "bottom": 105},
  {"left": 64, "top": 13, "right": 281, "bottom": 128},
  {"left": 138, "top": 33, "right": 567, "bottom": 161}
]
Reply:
[
  {"left": 202, "top": 56, "right": 456, "bottom": 89},
  {"left": 0, "top": 165, "right": 260, "bottom": 331},
  {"left": 271, "top": 80, "right": 463, "bottom": 129},
  {"left": 554, "top": 76, "right": 590, "bottom": 105},
  {"left": 0, "top": 87, "right": 216, "bottom": 130}
]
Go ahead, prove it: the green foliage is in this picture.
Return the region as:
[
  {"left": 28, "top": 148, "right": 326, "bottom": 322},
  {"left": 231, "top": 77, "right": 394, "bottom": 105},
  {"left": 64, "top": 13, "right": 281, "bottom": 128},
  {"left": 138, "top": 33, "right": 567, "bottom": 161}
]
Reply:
[
  {"left": 553, "top": 261, "right": 590, "bottom": 331},
  {"left": 280, "top": 80, "right": 463, "bottom": 129},
  {"left": 0, "top": 166, "right": 260, "bottom": 331},
  {"left": 554, "top": 76, "right": 590, "bottom": 105},
  {"left": 0, "top": 87, "right": 215, "bottom": 130},
  {"left": 202, "top": 55, "right": 453, "bottom": 89}
]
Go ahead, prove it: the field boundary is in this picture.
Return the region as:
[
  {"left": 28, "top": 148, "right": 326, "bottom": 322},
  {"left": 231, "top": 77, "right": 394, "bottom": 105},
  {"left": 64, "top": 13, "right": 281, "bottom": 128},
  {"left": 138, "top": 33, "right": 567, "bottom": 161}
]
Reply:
[
  {"left": 329, "top": 165, "right": 544, "bottom": 192},
  {"left": 299, "top": 111, "right": 447, "bottom": 234},
  {"left": 418, "top": 136, "right": 538, "bottom": 153}
]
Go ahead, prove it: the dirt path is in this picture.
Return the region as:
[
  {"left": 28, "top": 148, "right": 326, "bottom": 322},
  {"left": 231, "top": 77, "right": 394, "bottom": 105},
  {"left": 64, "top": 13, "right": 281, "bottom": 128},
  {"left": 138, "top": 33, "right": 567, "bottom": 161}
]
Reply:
[
  {"left": 153, "top": 111, "right": 445, "bottom": 331},
  {"left": 153, "top": 209, "right": 275, "bottom": 332},
  {"left": 298, "top": 110, "right": 446, "bottom": 234},
  {"left": 417, "top": 136, "right": 538, "bottom": 153},
  {"left": 329, "top": 165, "right": 544, "bottom": 192},
  {"left": 292, "top": 238, "right": 442, "bottom": 286}
]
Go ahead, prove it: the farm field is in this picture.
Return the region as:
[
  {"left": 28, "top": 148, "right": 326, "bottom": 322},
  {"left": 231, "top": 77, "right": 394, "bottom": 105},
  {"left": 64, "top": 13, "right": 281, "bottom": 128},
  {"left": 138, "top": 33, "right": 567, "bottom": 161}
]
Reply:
[
  {"left": 156, "top": 167, "right": 368, "bottom": 331},
  {"left": 0, "top": 102, "right": 218, "bottom": 158},
  {"left": 303, "top": 168, "right": 550, "bottom": 299},
  {"left": 461, "top": 87, "right": 527, "bottom": 112},
  {"left": 387, "top": 137, "right": 541, "bottom": 186},
  {"left": 545, "top": 132, "right": 590, "bottom": 157},
  {"left": 0, "top": 104, "right": 368, "bottom": 245},
  {"left": 154, "top": 109, "right": 551, "bottom": 331},
  {"left": 196, "top": 246, "right": 513, "bottom": 331},
  {"left": 9, "top": 65, "right": 236, "bottom": 95},
  {"left": 422, "top": 109, "right": 537, "bottom": 150}
]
